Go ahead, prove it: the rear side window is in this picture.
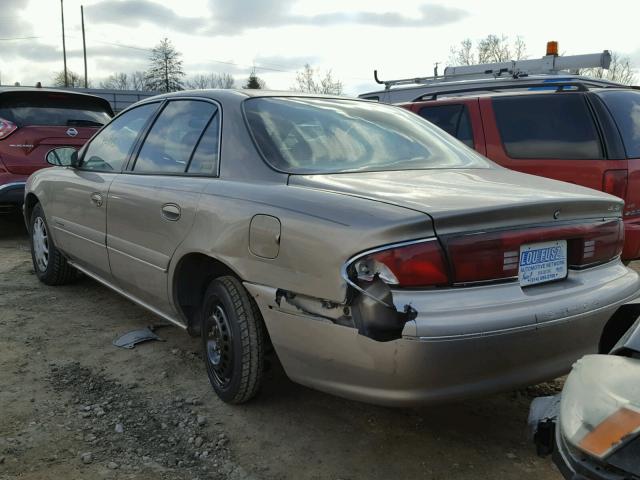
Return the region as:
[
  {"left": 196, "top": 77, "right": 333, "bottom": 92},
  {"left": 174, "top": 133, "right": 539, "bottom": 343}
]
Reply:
[
  {"left": 133, "top": 100, "right": 217, "bottom": 174},
  {"left": 493, "top": 94, "right": 603, "bottom": 159},
  {"left": 418, "top": 104, "right": 474, "bottom": 148},
  {"left": 598, "top": 90, "right": 640, "bottom": 158},
  {"left": 0, "top": 92, "right": 112, "bottom": 127}
]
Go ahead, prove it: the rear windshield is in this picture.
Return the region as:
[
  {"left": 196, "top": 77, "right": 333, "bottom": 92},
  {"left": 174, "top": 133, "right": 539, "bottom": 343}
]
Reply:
[
  {"left": 0, "top": 92, "right": 113, "bottom": 127},
  {"left": 597, "top": 89, "right": 640, "bottom": 158},
  {"left": 243, "top": 97, "right": 489, "bottom": 174}
]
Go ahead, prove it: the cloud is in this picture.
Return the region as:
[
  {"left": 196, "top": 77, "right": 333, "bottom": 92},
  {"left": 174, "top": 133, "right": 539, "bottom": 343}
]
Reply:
[
  {"left": 207, "top": 0, "right": 468, "bottom": 34},
  {"left": 0, "top": 0, "right": 32, "bottom": 38},
  {"left": 252, "top": 54, "right": 320, "bottom": 71},
  {"left": 85, "top": 0, "right": 206, "bottom": 30}
]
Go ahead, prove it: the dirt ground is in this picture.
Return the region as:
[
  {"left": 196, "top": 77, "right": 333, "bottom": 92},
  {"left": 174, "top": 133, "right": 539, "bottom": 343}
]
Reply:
[{"left": 0, "top": 211, "right": 565, "bottom": 480}]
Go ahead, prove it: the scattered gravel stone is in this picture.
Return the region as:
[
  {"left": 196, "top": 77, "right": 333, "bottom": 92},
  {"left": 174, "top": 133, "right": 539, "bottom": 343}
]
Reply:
[
  {"left": 194, "top": 436, "right": 204, "bottom": 448},
  {"left": 80, "top": 452, "right": 93, "bottom": 464},
  {"left": 114, "top": 423, "right": 124, "bottom": 433},
  {"left": 107, "top": 461, "right": 119, "bottom": 469},
  {"left": 196, "top": 415, "right": 207, "bottom": 426}
]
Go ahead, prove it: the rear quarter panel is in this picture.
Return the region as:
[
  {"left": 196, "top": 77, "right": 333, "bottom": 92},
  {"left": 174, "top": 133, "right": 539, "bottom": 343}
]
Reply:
[{"left": 170, "top": 181, "right": 434, "bottom": 304}]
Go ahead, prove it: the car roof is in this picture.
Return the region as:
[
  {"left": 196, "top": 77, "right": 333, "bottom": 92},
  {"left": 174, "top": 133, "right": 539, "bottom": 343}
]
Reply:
[
  {"left": 0, "top": 86, "right": 109, "bottom": 100},
  {"left": 148, "top": 89, "right": 362, "bottom": 102}
]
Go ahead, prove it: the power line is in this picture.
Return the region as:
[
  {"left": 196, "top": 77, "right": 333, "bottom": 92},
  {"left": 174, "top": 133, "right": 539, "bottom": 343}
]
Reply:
[{"left": 0, "top": 35, "right": 43, "bottom": 41}]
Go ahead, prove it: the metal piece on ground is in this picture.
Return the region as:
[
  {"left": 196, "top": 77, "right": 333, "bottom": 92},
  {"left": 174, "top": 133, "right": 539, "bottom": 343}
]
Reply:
[{"left": 113, "top": 326, "right": 165, "bottom": 349}]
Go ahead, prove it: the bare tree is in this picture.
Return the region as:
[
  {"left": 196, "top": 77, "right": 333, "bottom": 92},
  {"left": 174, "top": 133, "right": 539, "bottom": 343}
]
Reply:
[
  {"left": 100, "top": 71, "right": 151, "bottom": 90},
  {"left": 145, "top": 38, "right": 185, "bottom": 93},
  {"left": 449, "top": 35, "right": 528, "bottom": 66},
  {"left": 185, "top": 73, "right": 236, "bottom": 90},
  {"left": 292, "top": 64, "right": 343, "bottom": 95},
  {"left": 130, "top": 71, "right": 148, "bottom": 90},
  {"left": 52, "top": 70, "right": 85, "bottom": 88},
  {"left": 579, "top": 52, "right": 637, "bottom": 85},
  {"left": 100, "top": 72, "right": 130, "bottom": 90}
]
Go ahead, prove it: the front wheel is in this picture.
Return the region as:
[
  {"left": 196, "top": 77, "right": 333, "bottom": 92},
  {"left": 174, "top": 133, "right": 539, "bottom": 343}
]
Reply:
[
  {"left": 201, "top": 276, "right": 265, "bottom": 404},
  {"left": 29, "top": 203, "right": 77, "bottom": 285}
]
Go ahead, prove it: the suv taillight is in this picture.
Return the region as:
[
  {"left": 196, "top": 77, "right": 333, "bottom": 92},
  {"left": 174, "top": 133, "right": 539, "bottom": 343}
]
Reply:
[
  {"left": 352, "top": 240, "right": 449, "bottom": 288},
  {"left": 443, "top": 220, "right": 624, "bottom": 285},
  {"left": 0, "top": 117, "right": 17, "bottom": 139},
  {"left": 603, "top": 170, "right": 628, "bottom": 200}
]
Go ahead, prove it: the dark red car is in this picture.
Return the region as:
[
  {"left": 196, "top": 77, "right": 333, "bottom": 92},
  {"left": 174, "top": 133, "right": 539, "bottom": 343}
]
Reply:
[
  {"left": 0, "top": 88, "right": 113, "bottom": 211},
  {"left": 401, "top": 86, "right": 640, "bottom": 261}
]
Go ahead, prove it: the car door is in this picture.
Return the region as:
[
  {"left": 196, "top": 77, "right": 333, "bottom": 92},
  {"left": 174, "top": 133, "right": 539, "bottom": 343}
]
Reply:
[
  {"left": 106, "top": 99, "right": 220, "bottom": 314},
  {"left": 49, "top": 102, "right": 159, "bottom": 280}
]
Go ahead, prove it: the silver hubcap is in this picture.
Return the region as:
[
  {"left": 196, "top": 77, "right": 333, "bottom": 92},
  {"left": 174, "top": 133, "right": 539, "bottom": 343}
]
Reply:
[{"left": 32, "top": 217, "right": 49, "bottom": 272}]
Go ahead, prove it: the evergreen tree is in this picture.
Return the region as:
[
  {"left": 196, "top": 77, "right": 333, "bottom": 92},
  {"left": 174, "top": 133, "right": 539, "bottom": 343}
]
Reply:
[
  {"left": 244, "top": 69, "right": 265, "bottom": 89},
  {"left": 145, "top": 38, "right": 185, "bottom": 93}
]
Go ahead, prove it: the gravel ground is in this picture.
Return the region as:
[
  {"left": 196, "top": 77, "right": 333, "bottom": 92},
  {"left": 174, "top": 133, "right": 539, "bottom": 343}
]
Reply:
[{"left": 0, "top": 211, "right": 565, "bottom": 480}]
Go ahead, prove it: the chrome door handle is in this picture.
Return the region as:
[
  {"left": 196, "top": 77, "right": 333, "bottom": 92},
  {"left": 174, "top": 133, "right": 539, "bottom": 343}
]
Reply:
[
  {"left": 161, "top": 203, "right": 181, "bottom": 221},
  {"left": 90, "top": 192, "right": 103, "bottom": 207}
]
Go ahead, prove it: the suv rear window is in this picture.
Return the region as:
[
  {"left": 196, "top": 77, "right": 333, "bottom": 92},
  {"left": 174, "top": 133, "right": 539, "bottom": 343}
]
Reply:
[
  {"left": 418, "top": 104, "right": 474, "bottom": 148},
  {"left": 597, "top": 90, "right": 640, "bottom": 158},
  {"left": 244, "top": 97, "right": 489, "bottom": 174},
  {"left": 493, "top": 94, "right": 603, "bottom": 159},
  {"left": 0, "top": 92, "right": 113, "bottom": 127}
]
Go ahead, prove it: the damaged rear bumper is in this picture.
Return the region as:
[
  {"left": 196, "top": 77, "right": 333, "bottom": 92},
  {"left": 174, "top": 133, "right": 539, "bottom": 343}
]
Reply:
[{"left": 244, "top": 260, "right": 640, "bottom": 407}]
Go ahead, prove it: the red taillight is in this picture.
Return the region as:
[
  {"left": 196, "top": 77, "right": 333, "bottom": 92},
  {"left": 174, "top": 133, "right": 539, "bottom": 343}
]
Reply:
[
  {"left": 0, "top": 117, "right": 17, "bottom": 140},
  {"left": 443, "top": 220, "right": 624, "bottom": 285},
  {"left": 603, "top": 170, "right": 628, "bottom": 200},
  {"left": 353, "top": 240, "right": 449, "bottom": 287}
]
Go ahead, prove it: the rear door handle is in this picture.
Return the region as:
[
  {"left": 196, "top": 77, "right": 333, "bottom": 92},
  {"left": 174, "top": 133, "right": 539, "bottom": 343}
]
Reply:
[
  {"left": 90, "top": 192, "right": 103, "bottom": 207},
  {"left": 161, "top": 203, "right": 181, "bottom": 221}
]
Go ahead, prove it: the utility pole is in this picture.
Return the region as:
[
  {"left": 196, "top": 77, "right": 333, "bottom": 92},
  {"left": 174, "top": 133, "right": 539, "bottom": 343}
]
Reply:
[
  {"left": 60, "top": 0, "right": 68, "bottom": 87},
  {"left": 81, "top": 5, "right": 88, "bottom": 88}
]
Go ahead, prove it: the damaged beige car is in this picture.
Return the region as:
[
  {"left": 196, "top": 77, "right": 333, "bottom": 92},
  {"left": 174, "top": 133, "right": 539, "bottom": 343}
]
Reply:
[{"left": 25, "top": 90, "right": 640, "bottom": 406}]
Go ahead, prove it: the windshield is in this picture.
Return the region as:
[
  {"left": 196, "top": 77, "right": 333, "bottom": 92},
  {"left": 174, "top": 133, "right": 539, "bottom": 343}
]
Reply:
[
  {"left": 243, "top": 97, "right": 490, "bottom": 174},
  {"left": 0, "top": 92, "right": 113, "bottom": 127}
]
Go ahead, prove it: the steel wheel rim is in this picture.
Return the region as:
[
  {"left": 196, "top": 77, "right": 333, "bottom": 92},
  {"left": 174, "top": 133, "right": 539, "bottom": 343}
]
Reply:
[
  {"left": 206, "top": 304, "right": 233, "bottom": 387},
  {"left": 32, "top": 217, "right": 49, "bottom": 272}
]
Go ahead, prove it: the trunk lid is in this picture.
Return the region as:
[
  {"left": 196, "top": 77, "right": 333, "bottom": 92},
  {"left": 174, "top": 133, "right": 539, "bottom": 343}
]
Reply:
[
  {"left": 288, "top": 168, "right": 623, "bottom": 234},
  {"left": 0, "top": 126, "right": 98, "bottom": 175}
]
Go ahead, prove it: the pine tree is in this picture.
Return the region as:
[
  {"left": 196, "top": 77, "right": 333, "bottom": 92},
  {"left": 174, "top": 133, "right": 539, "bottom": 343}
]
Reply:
[
  {"left": 244, "top": 69, "right": 265, "bottom": 89},
  {"left": 145, "top": 38, "right": 185, "bottom": 93}
]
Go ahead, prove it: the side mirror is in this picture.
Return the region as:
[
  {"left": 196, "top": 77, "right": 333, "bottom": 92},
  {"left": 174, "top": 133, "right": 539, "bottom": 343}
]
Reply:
[{"left": 46, "top": 147, "right": 78, "bottom": 167}]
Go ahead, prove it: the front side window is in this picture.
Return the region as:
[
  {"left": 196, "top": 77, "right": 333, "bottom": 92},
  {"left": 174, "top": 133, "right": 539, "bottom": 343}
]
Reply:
[
  {"left": 244, "top": 97, "right": 489, "bottom": 174},
  {"left": 493, "top": 94, "right": 603, "bottom": 159},
  {"left": 598, "top": 90, "right": 640, "bottom": 158},
  {"left": 418, "top": 104, "right": 474, "bottom": 148},
  {"left": 81, "top": 102, "right": 158, "bottom": 172},
  {"left": 133, "top": 100, "right": 217, "bottom": 174}
]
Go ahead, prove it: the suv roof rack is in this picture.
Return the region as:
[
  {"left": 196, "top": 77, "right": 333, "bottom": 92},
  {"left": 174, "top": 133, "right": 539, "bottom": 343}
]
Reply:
[{"left": 414, "top": 80, "right": 600, "bottom": 101}]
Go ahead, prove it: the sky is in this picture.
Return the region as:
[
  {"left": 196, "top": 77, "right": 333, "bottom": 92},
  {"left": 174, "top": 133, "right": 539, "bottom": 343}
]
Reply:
[{"left": 1, "top": 0, "right": 639, "bottom": 95}]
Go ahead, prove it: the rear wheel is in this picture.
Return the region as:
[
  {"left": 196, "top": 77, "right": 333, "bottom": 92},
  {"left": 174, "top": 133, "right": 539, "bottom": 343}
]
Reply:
[
  {"left": 29, "top": 203, "right": 77, "bottom": 285},
  {"left": 201, "top": 276, "right": 264, "bottom": 404}
]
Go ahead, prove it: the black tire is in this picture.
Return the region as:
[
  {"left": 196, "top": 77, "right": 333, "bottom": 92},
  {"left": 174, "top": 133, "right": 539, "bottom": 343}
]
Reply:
[
  {"left": 201, "top": 276, "right": 265, "bottom": 404},
  {"left": 29, "top": 203, "right": 77, "bottom": 285}
]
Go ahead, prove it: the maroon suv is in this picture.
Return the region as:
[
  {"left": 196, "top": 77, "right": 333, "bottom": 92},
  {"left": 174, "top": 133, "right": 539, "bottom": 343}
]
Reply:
[{"left": 0, "top": 88, "right": 113, "bottom": 210}]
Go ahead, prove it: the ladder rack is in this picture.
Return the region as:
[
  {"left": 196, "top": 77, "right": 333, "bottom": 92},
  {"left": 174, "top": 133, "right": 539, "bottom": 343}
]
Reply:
[{"left": 374, "top": 50, "right": 612, "bottom": 90}]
